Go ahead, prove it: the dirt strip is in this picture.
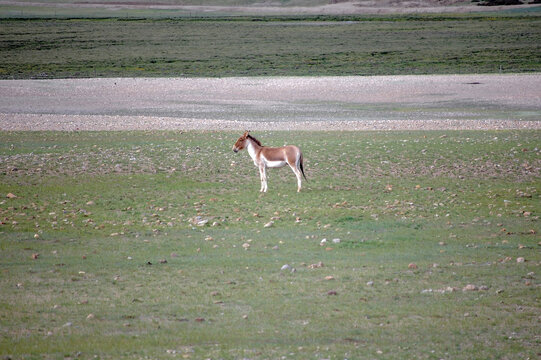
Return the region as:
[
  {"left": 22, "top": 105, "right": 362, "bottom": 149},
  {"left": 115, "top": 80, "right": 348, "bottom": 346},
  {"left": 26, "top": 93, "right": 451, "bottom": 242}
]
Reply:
[
  {"left": 1, "top": 75, "right": 539, "bottom": 131},
  {"left": 0, "top": 113, "right": 539, "bottom": 131}
]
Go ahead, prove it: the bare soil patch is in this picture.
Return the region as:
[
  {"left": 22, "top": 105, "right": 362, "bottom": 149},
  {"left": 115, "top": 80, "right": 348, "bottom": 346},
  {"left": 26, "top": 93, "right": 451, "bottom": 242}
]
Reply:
[{"left": 0, "top": 74, "right": 539, "bottom": 131}]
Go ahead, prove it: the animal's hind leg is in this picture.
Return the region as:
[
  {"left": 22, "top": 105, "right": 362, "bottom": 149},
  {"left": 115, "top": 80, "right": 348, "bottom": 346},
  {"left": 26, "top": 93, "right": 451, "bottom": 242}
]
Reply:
[{"left": 289, "top": 164, "right": 302, "bottom": 192}]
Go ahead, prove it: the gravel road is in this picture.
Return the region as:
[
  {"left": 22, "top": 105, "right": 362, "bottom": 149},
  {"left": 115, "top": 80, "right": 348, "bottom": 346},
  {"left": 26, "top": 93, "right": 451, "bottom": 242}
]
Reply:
[{"left": 0, "top": 74, "right": 539, "bottom": 131}]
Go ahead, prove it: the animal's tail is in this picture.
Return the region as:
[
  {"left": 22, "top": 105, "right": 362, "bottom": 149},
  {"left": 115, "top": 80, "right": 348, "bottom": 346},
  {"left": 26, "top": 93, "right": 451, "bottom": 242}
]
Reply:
[{"left": 299, "top": 153, "right": 307, "bottom": 181}]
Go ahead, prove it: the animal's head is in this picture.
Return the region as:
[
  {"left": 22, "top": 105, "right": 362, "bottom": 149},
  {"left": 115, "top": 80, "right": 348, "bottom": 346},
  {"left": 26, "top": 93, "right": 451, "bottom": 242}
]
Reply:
[{"left": 232, "top": 131, "right": 250, "bottom": 153}]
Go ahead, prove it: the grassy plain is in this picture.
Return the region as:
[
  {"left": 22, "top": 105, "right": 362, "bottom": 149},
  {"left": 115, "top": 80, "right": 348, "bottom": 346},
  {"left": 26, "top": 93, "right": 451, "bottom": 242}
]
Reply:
[
  {"left": 0, "top": 130, "right": 539, "bottom": 359},
  {"left": 1, "top": 14, "right": 541, "bottom": 79}
]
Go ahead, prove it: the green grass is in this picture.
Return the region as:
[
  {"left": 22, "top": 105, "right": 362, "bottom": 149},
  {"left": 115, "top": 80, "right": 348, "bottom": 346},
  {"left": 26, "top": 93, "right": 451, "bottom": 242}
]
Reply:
[
  {"left": 1, "top": 14, "right": 540, "bottom": 79},
  {"left": 0, "top": 130, "right": 539, "bottom": 359}
]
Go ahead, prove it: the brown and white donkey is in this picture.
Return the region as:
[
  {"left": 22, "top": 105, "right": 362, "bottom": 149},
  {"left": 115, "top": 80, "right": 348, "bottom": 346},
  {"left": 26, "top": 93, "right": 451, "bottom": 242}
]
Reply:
[{"left": 233, "top": 131, "right": 306, "bottom": 192}]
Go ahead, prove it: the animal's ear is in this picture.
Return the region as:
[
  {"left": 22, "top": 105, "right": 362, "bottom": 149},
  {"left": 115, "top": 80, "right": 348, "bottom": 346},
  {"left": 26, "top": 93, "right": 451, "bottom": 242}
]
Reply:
[{"left": 243, "top": 130, "right": 250, "bottom": 138}]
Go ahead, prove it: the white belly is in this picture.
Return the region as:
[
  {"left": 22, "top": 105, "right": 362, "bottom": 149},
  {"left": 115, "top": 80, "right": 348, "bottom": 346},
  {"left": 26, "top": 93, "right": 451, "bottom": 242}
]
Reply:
[{"left": 264, "top": 159, "right": 287, "bottom": 168}]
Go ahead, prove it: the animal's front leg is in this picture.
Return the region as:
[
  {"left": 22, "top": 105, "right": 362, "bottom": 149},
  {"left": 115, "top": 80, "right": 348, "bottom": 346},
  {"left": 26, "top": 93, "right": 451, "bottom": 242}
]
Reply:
[
  {"left": 259, "top": 164, "right": 268, "bottom": 192},
  {"left": 258, "top": 165, "right": 266, "bottom": 192},
  {"left": 258, "top": 167, "right": 264, "bottom": 192}
]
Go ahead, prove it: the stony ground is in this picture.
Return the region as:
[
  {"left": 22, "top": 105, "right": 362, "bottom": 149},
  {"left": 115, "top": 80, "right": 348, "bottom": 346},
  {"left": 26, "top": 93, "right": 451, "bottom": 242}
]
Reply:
[{"left": 0, "top": 74, "right": 540, "bottom": 131}]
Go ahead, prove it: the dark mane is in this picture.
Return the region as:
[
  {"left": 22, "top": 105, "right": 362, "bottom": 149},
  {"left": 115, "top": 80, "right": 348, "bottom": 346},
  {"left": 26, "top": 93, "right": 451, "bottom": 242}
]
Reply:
[{"left": 247, "top": 134, "right": 262, "bottom": 146}]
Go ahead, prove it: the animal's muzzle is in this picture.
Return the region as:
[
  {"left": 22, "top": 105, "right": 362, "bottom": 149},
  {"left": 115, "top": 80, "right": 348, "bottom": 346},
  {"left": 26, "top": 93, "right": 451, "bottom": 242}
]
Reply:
[{"left": 233, "top": 148, "right": 238, "bottom": 153}]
